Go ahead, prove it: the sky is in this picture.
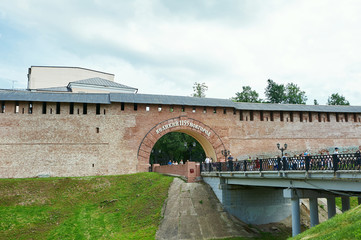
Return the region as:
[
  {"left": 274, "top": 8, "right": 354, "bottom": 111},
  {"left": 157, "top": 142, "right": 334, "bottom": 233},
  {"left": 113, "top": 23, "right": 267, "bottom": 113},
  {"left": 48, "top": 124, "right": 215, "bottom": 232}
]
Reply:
[{"left": 1, "top": 0, "right": 361, "bottom": 105}]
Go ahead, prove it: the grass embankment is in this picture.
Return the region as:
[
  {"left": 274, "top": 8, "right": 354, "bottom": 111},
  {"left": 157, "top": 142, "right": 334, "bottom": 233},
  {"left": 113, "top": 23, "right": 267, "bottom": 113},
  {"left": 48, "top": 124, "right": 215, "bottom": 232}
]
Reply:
[
  {"left": 0, "top": 172, "right": 174, "bottom": 240},
  {"left": 335, "top": 196, "right": 359, "bottom": 209},
  {"left": 291, "top": 204, "right": 361, "bottom": 240}
]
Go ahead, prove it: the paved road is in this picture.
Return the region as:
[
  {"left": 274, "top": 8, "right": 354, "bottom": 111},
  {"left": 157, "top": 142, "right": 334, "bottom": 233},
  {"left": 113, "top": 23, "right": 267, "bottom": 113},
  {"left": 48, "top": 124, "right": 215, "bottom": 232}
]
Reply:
[{"left": 156, "top": 178, "right": 256, "bottom": 240}]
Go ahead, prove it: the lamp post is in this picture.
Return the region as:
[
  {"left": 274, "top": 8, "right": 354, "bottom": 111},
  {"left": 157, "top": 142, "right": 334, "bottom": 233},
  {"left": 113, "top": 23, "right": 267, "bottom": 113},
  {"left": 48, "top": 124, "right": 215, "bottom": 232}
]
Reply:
[
  {"left": 277, "top": 143, "right": 287, "bottom": 156},
  {"left": 151, "top": 149, "right": 161, "bottom": 164},
  {"left": 221, "top": 149, "right": 230, "bottom": 161},
  {"left": 184, "top": 142, "right": 196, "bottom": 161}
]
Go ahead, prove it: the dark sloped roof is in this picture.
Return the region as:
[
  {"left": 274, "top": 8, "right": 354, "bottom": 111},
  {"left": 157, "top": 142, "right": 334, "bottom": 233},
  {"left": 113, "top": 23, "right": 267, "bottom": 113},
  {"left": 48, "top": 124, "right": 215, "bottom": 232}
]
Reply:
[
  {"left": 109, "top": 93, "right": 232, "bottom": 107},
  {"left": 232, "top": 101, "right": 361, "bottom": 113},
  {"left": 0, "top": 90, "right": 361, "bottom": 113},
  {"left": 110, "top": 93, "right": 361, "bottom": 113},
  {"left": 69, "top": 78, "right": 138, "bottom": 90},
  {"left": 0, "top": 91, "right": 110, "bottom": 104}
]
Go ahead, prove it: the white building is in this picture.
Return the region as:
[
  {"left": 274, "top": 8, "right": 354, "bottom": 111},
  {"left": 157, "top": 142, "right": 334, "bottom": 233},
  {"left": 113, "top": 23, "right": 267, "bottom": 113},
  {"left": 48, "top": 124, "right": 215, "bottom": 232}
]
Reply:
[{"left": 27, "top": 66, "right": 137, "bottom": 94}]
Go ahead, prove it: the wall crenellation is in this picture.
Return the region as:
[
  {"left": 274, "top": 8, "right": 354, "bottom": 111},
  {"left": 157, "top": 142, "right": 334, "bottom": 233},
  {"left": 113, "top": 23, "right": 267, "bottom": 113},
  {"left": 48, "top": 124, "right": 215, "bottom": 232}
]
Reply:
[{"left": 1, "top": 100, "right": 360, "bottom": 124}]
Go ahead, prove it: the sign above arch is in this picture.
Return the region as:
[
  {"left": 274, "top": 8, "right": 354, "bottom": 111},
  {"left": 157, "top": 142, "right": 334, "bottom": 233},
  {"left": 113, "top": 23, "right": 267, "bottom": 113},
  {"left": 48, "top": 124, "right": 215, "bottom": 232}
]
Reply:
[{"left": 155, "top": 119, "right": 212, "bottom": 137}]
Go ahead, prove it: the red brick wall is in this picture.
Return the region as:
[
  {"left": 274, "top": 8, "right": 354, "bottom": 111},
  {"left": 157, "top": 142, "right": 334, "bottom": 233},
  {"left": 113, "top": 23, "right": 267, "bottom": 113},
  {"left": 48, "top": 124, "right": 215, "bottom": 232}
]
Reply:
[
  {"left": 152, "top": 162, "right": 200, "bottom": 183},
  {"left": 1, "top": 101, "right": 361, "bottom": 178}
]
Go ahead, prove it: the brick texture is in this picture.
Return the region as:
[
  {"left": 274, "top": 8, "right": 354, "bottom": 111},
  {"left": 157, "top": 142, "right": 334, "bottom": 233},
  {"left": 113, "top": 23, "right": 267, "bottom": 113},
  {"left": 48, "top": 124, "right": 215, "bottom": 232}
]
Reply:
[{"left": 1, "top": 101, "right": 361, "bottom": 178}]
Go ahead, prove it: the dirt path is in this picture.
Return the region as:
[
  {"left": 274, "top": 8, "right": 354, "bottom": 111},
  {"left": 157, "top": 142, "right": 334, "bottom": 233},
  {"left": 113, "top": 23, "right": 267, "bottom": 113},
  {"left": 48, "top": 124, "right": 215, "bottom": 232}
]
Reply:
[{"left": 156, "top": 178, "right": 256, "bottom": 240}]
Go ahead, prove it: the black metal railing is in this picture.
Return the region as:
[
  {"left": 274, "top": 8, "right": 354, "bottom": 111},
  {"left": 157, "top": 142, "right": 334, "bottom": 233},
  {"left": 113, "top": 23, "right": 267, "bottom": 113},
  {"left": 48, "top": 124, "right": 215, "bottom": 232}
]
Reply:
[{"left": 200, "top": 154, "right": 361, "bottom": 173}]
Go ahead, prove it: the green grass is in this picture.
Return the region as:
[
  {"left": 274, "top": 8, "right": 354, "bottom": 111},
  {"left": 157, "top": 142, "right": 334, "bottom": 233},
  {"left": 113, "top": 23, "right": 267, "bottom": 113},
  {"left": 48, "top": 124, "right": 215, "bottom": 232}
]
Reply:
[
  {"left": 0, "top": 172, "right": 174, "bottom": 240},
  {"left": 335, "top": 196, "right": 359, "bottom": 209},
  {"left": 290, "top": 204, "right": 361, "bottom": 240}
]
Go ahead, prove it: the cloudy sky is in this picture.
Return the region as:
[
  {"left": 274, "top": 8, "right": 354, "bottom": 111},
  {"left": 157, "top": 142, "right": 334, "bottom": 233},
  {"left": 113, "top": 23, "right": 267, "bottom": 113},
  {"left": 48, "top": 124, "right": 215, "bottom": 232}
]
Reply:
[{"left": 0, "top": 0, "right": 361, "bottom": 105}]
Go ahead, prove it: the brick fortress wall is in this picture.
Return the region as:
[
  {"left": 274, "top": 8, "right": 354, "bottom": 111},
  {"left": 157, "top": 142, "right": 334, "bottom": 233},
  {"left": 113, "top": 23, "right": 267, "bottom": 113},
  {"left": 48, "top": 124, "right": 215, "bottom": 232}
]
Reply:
[{"left": 1, "top": 100, "right": 361, "bottom": 178}]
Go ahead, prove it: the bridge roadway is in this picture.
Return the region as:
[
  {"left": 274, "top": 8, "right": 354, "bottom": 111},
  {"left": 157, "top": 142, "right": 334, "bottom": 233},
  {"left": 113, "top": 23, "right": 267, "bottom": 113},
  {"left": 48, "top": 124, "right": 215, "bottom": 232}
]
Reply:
[{"left": 201, "top": 169, "right": 361, "bottom": 237}]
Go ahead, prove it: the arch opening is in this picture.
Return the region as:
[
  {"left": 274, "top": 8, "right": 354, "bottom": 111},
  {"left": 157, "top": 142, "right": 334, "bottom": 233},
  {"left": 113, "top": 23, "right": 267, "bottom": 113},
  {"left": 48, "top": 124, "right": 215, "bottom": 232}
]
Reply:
[{"left": 150, "top": 131, "right": 208, "bottom": 165}]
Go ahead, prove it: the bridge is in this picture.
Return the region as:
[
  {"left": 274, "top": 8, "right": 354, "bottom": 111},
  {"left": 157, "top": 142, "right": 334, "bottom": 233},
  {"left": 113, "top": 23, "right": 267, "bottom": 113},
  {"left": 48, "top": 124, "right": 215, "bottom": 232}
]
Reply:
[{"left": 155, "top": 154, "right": 361, "bottom": 236}]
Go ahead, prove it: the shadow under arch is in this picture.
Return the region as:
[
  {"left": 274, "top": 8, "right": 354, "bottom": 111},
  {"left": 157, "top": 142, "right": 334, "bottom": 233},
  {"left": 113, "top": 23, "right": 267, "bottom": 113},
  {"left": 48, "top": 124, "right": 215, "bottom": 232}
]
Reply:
[{"left": 137, "top": 116, "right": 225, "bottom": 171}]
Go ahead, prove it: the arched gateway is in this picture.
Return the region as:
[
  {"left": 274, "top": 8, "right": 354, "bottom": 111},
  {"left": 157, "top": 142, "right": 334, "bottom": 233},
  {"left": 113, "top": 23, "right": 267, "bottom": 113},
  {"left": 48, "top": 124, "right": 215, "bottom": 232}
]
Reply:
[{"left": 137, "top": 116, "right": 225, "bottom": 171}]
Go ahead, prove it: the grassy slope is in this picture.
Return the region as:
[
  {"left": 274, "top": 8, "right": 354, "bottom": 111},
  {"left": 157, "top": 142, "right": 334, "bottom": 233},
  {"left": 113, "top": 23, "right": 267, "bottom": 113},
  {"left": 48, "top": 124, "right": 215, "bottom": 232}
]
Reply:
[
  {"left": 0, "top": 173, "right": 174, "bottom": 240},
  {"left": 291, "top": 204, "right": 361, "bottom": 240}
]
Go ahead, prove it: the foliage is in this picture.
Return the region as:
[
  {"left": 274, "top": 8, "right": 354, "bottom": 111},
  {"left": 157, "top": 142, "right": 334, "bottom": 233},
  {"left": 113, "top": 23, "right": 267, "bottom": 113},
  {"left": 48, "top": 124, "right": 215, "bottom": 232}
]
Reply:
[
  {"left": 285, "top": 83, "right": 307, "bottom": 104},
  {"left": 264, "top": 79, "right": 307, "bottom": 104},
  {"left": 314, "top": 99, "right": 319, "bottom": 105},
  {"left": 0, "top": 173, "right": 173, "bottom": 240},
  {"left": 192, "top": 82, "right": 208, "bottom": 98},
  {"left": 335, "top": 197, "right": 359, "bottom": 210},
  {"left": 264, "top": 79, "right": 286, "bottom": 103},
  {"left": 327, "top": 93, "right": 350, "bottom": 105},
  {"left": 232, "top": 86, "right": 262, "bottom": 103},
  {"left": 291, "top": 204, "right": 361, "bottom": 240},
  {"left": 150, "top": 132, "right": 205, "bottom": 165}
]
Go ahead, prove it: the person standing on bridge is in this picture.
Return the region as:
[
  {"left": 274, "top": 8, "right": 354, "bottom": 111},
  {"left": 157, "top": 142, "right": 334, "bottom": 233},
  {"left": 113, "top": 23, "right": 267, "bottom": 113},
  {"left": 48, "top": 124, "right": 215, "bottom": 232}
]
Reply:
[
  {"left": 205, "top": 157, "right": 210, "bottom": 172},
  {"left": 276, "top": 156, "right": 281, "bottom": 171},
  {"left": 228, "top": 154, "right": 234, "bottom": 171},
  {"left": 282, "top": 153, "right": 289, "bottom": 170},
  {"left": 333, "top": 147, "right": 340, "bottom": 172}
]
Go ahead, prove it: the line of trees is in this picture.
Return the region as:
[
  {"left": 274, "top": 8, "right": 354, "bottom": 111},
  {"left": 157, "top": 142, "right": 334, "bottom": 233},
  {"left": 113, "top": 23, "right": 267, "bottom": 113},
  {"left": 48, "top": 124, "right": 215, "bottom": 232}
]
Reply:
[
  {"left": 232, "top": 79, "right": 350, "bottom": 105},
  {"left": 191, "top": 80, "right": 350, "bottom": 106}
]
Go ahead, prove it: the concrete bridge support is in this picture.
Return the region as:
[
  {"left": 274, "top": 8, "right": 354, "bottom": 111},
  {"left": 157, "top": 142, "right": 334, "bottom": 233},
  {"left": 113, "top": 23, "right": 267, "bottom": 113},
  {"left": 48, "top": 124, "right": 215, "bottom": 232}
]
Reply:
[
  {"left": 203, "top": 177, "right": 292, "bottom": 225},
  {"left": 327, "top": 197, "right": 336, "bottom": 219},
  {"left": 309, "top": 198, "right": 319, "bottom": 227},
  {"left": 341, "top": 196, "right": 350, "bottom": 212},
  {"left": 291, "top": 197, "right": 301, "bottom": 237},
  {"left": 284, "top": 189, "right": 342, "bottom": 237}
]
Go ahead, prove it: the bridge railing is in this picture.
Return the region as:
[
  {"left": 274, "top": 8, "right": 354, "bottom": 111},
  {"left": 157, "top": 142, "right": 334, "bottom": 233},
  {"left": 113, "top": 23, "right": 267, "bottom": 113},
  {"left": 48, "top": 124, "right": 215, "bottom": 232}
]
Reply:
[{"left": 200, "top": 154, "right": 361, "bottom": 173}]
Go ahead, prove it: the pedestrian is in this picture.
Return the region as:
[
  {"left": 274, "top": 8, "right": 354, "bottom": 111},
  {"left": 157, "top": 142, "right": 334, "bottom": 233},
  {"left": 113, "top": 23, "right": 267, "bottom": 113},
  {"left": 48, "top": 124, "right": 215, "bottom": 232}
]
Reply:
[
  {"left": 282, "top": 153, "right": 289, "bottom": 170},
  {"left": 255, "top": 158, "right": 260, "bottom": 170},
  {"left": 247, "top": 156, "right": 253, "bottom": 171},
  {"left": 228, "top": 154, "right": 234, "bottom": 171},
  {"left": 276, "top": 156, "right": 281, "bottom": 171},
  {"left": 205, "top": 156, "right": 210, "bottom": 171},
  {"left": 168, "top": 160, "right": 172, "bottom": 165},
  {"left": 333, "top": 147, "right": 340, "bottom": 172}
]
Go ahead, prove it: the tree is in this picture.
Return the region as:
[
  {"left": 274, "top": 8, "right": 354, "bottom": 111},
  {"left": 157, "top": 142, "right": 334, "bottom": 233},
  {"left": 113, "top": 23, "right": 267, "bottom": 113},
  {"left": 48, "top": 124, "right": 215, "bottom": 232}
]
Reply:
[
  {"left": 192, "top": 82, "right": 208, "bottom": 98},
  {"left": 327, "top": 93, "right": 350, "bottom": 105},
  {"left": 264, "top": 79, "right": 307, "bottom": 104},
  {"left": 232, "top": 86, "right": 262, "bottom": 103},
  {"left": 264, "top": 79, "right": 286, "bottom": 103},
  {"left": 314, "top": 99, "right": 319, "bottom": 105},
  {"left": 284, "top": 83, "right": 307, "bottom": 104}
]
